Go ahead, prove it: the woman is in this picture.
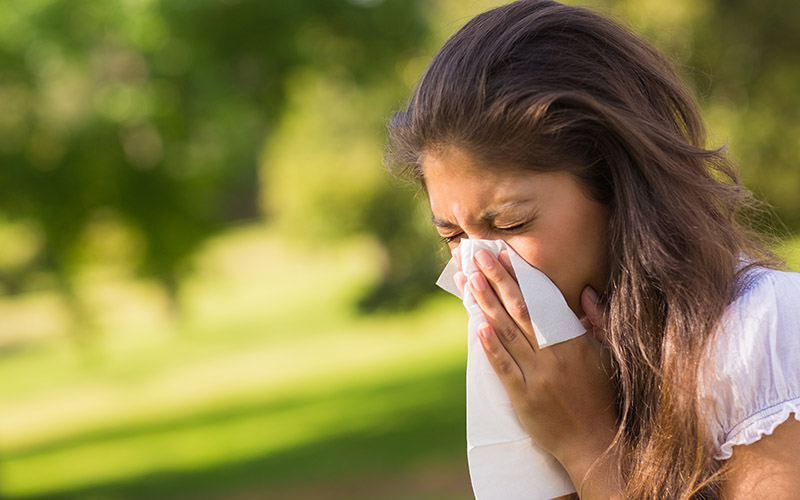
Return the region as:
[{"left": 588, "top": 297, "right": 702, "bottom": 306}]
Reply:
[{"left": 385, "top": 1, "right": 800, "bottom": 498}]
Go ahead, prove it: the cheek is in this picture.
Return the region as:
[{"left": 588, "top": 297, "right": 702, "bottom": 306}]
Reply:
[
  {"left": 508, "top": 232, "right": 594, "bottom": 315},
  {"left": 509, "top": 238, "right": 573, "bottom": 292}
]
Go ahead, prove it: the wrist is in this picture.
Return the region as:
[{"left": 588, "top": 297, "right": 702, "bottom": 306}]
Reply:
[{"left": 558, "top": 432, "right": 623, "bottom": 499}]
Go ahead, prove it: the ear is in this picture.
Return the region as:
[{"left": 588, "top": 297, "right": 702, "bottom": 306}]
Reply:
[{"left": 580, "top": 285, "right": 608, "bottom": 344}]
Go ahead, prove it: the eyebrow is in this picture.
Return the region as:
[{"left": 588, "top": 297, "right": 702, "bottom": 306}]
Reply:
[
  {"left": 431, "top": 216, "right": 459, "bottom": 229},
  {"left": 431, "top": 200, "right": 529, "bottom": 228}
]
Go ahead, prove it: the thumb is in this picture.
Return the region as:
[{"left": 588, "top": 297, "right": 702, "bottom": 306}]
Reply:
[{"left": 581, "top": 285, "right": 608, "bottom": 343}]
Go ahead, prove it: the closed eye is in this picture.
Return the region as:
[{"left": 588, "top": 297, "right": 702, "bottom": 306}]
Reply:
[
  {"left": 441, "top": 232, "right": 464, "bottom": 244},
  {"left": 495, "top": 222, "right": 527, "bottom": 233},
  {"left": 492, "top": 209, "right": 537, "bottom": 234}
]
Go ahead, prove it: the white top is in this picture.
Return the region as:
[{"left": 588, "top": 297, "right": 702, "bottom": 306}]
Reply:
[{"left": 700, "top": 267, "right": 800, "bottom": 460}]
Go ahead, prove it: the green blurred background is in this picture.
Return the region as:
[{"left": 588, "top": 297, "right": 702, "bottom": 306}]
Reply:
[{"left": 0, "top": 1, "right": 798, "bottom": 499}]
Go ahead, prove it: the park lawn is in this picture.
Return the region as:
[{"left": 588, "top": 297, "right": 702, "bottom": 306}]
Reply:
[{"left": 0, "top": 227, "right": 472, "bottom": 500}]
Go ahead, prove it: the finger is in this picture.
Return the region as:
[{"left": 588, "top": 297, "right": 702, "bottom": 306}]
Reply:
[
  {"left": 473, "top": 250, "right": 536, "bottom": 347},
  {"left": 498, "top": 248, "right": 517, "bottom": 280},
  {"left": 454, "top": 271, "right": 467, "bottom": 297},
  {"left": 452, "top": 247, "right": 462, "bottom": 271},
  {"left": 581, "top": 285, "right": 608, "bottom": 344},
  {"left": 477, "top": 323, "right": 526, "bottom": 393},
  {"left": 468, "top": 271, "right": 538, "bottom": 362}
]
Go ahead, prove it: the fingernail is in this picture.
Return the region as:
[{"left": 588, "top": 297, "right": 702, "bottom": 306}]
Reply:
[
  {"left": 475, "top": 250, "right": 493, "bottom": 269},
  {"left": 584, "top": 285, "right": 599, "bottom": 303},
  {"left": 469, "top": 272, "right": 487, "bottom": 291},
  {"left": 478, "top": 324, "right": 492, "bottom": 340}
]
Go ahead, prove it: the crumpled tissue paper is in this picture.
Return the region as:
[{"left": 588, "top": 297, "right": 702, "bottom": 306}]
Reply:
[{"left": 436, "top": 239, "right": 586, "bottom": 500}]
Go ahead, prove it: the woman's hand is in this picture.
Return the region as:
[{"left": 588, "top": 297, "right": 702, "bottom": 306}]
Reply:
[{"left": 454, "top": 249, "right": 622, "bottom": 496}]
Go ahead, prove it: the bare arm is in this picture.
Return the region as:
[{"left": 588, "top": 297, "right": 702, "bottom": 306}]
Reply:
[{"left": 720, "top": 417, "right": 800, "bottom": 499}]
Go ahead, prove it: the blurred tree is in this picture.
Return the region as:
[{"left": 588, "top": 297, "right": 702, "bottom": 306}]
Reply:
[
  {"left": 690, "top": 0, "right": 800, "bottom": 228},
  {"left": 260, "top": 53, "right": 447, "bottom": 312},
  {"left": 0, "top": 0, "right": 429, "bottom": 312},
  {"left": 602, "top": 0, "right": 800, "bottom": 228}
]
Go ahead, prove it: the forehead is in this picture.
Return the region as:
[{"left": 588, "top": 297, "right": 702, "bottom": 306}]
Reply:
[
  {"left": 422, "top": 147, "right": 532, "bottom": 192},
  {"left": 420, "top": 145, "right": 605, "bottom": 227},
  {"left": 421, "top": 146, "right": 511, "bottom": 177},
  {"left": 422, "top": 148, "right": 548, "bottom": 218},
  {"left": 422, "top": 148, "right": 513, "bottom": 193}
]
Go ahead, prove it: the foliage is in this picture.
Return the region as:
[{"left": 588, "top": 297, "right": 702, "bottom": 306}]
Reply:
[
  {"left": 692, "top": 0, "right": 800, "bottom": 228},
  {"left": 602, "top": 0, "right": 800, "bottom": 227},
  {"left": 0, "top": 0, "right": 429, "bottom": 300}
]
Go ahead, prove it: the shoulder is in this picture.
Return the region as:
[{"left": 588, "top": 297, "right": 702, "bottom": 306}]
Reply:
[
  {"left": 730, "top": 266, "right": 800, "bottom": 330},
  {"left": 720, "top": 414, "right": 800, "bottom": 498},
  {"left": 701, "top": 267, "right": 800, "bottom": 460},
  {"left": 717, "top": 268, "right": 800, "bottom": 367}
]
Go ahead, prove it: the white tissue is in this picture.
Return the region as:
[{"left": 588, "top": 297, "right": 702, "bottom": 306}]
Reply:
[{"left": 436, "top": 239, "right": 586, "bottom": 500}]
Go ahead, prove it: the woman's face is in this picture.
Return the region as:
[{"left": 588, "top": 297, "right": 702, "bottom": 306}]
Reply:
[{"left": 422, "top": 146, "right": 609, "bottom": 316}]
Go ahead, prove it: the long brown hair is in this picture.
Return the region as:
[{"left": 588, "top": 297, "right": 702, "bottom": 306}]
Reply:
[{"left": 385, "top": 1, "right": 781, "bottom": 498}]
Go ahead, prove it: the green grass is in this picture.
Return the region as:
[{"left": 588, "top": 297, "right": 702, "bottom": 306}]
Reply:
[
  {"left": 2, "top": 361, "right": 469, "bottom": 500},
  {"left": 0, "top": 226, "right": 472, "bottom": 500}
]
